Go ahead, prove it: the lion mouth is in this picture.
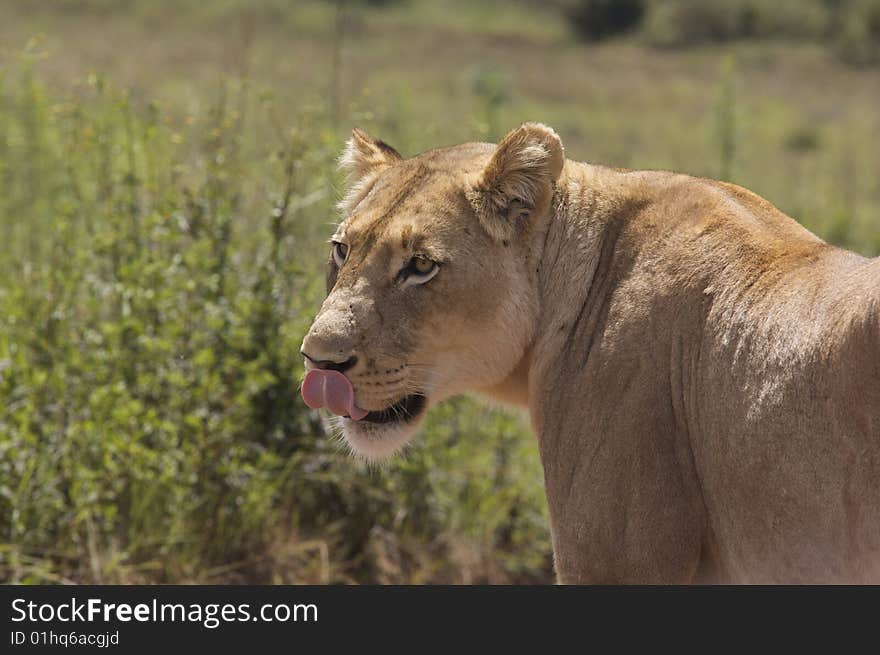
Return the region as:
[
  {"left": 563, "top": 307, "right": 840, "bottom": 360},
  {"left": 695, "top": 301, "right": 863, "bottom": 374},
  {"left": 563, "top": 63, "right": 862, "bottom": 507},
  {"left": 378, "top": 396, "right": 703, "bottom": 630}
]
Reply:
[{"left": 354, "top": 394, "right": 426, "bottom": 424}]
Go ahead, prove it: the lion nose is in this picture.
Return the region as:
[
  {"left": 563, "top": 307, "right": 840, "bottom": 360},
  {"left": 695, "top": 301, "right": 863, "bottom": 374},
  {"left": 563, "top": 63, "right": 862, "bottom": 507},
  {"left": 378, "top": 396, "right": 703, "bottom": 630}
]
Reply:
[
  {"left": 301, "top": 298, "right": 361, "bottom": 374},
  {"left": 301, "top": 350, "right": 359, "bottom": 374}
]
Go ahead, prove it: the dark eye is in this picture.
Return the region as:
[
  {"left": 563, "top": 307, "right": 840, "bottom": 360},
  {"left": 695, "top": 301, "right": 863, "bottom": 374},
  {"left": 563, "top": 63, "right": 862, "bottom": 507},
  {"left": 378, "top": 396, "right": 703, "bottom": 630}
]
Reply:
[
  {"left": 401, "top": 255, "right": 439, "bottom": 285},
  {"left": 332, "top": 241, "right": 348, "bottom": 267}
]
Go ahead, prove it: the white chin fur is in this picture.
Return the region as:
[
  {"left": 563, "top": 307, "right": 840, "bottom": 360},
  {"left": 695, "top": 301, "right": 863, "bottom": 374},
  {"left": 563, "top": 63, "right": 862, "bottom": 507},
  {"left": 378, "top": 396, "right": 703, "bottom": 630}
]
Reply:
[{"left": 334, "top": 416, "right": 422, "bottom": 462}]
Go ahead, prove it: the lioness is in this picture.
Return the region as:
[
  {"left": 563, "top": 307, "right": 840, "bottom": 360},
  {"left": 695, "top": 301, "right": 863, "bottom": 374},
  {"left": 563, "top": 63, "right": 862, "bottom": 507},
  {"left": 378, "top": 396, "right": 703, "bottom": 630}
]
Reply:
[{"left": 300, "top": 123, "right": 880, "bottom": 583}]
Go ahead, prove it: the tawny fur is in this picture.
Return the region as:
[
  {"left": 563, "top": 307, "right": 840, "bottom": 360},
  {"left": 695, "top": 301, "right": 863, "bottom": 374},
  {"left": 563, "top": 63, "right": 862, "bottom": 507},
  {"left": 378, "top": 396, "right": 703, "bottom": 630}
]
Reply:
[{"left": 302, "top": 123, "right": 880, "bottom": 583}]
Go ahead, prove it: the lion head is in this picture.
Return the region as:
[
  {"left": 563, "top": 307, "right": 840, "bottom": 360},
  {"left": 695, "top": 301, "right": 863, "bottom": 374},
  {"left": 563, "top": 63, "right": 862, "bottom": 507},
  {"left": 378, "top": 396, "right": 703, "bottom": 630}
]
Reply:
[{"left": 300, "top": 123, "right": 564, "bottom": 461}]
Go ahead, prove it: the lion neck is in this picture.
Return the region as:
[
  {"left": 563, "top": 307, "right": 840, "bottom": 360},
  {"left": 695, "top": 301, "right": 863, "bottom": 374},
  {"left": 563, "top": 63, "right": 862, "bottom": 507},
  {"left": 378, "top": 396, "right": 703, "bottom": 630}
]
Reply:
[
  {"left": 525, "top": 161, "right": 639, "bottom": 425},
  {"left": 478, "top": 161, "right": 626, "bottom": 413}
]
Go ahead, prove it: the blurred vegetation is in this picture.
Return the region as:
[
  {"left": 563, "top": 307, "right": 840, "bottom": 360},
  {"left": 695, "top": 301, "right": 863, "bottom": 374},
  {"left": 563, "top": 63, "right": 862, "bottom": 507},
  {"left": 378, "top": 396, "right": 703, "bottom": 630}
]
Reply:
[
  {"left": 834, "top": 0, "right": 880, "bottom": 66},
  {"left": 0, "top": 0, "right": 878, "bottom": 584},
  {"left": 561, "top": 0, "right": 880, "bottom": 62},
  {"left": 565, "top": 0, "right": 646, "bottom": 41},
  {"left": 642, "top": 0, "right": 831, "bottom": 48}
]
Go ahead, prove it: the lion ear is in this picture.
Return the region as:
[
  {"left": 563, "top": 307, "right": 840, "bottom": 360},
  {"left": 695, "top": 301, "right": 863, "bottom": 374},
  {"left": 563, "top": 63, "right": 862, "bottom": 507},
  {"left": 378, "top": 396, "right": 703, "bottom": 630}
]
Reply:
[
  {"left": 337, "top": 128, "right": 403, "bottom": 214},
  {"left": 339, "top": 128, "right": 403, "bottom": 184},
  {"left": 469, "top": 122, "right": 564, "bottom": 242}
]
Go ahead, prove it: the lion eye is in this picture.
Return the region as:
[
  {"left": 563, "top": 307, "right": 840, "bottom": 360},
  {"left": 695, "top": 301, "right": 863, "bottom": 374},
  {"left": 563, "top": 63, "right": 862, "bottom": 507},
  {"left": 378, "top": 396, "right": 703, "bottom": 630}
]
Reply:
[
  {"left": 401, "top": 256, "right": 439, "bottom": 285},
  {"left": 411, "top": 256, "right": 434, "bottom": 275},
  {"left": 332, "top": 241, "right": 348, "bottom": 267}
]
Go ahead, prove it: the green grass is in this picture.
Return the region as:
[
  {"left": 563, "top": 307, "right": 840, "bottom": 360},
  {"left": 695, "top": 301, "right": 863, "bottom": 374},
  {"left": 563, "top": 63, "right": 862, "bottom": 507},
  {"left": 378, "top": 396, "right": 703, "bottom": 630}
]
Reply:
[{"left": 0, "top": 0, "right": 878, "bottom": 584}]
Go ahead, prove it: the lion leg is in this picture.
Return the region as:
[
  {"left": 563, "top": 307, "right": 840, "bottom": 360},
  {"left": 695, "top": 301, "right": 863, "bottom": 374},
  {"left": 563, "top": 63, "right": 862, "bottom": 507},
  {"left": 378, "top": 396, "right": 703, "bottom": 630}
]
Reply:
[
  {"left": 549, "top": 493, "right": 704, "bottom": 584},
  {"left": 550, "top": 508, "right": 704, "bottom": 584},
  {"left": 541, "top": 426, "right": 706, "bottom": 584}
]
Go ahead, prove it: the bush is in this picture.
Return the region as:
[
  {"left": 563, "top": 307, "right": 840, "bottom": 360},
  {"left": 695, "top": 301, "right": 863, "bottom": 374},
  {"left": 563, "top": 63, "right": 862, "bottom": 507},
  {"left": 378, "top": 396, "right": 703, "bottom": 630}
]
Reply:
[
  {"left": 750, "top": 0, "right": 831, "bottom": 38},
  {"left": 643, "top": 0, "right": 831, "bottom": 48},
  {"left": 0, "top": 58, "right": 332, "bottom": 581},
  {"left": 643, "top": 0, "right": 746, "bottom": 47},
  {"left": 566, "top": 0, "right": 645, "bottom": 41},
  {"left": 834, "top": 0, "right": 880, "bottom": 66}
]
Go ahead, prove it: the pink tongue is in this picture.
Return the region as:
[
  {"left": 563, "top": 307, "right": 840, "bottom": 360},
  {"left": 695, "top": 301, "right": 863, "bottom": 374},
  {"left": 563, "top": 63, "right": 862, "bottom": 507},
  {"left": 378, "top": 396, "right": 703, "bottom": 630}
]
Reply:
[{"left": 301, "top": 369, "right": 368, "bottom": 421}]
